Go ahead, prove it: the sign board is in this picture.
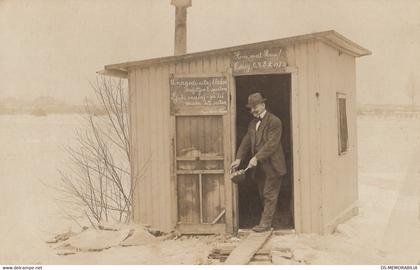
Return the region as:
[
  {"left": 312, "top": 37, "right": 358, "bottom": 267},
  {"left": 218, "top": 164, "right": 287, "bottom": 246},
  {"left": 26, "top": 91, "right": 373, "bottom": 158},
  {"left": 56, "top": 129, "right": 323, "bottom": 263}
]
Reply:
[
  {"left": 231, "top": 47, "right": 288, "bottom": 75},
  {"left": 170, "top": 76, "right": 228, "bottom": 114}
]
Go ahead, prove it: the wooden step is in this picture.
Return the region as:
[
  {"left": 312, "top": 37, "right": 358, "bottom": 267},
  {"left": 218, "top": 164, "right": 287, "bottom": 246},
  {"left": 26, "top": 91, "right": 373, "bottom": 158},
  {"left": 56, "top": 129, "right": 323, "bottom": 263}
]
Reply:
[{"left": 251, "top": 254, "right": 272, "bottom": 262}]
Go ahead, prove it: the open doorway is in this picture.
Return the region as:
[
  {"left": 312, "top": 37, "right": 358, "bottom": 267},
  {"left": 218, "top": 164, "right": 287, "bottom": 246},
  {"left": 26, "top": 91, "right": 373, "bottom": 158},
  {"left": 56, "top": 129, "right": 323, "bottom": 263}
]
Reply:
[{"left": 235, "top": 74, "right": 294, "bottom": 230}]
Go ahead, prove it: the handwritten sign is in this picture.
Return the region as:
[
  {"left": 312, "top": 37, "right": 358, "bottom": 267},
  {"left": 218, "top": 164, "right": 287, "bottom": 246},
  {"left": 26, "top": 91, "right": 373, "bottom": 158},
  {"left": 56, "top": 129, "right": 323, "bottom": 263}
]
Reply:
[
  {"left": 231, "top": 47, "right": 288, "bottom": 75},
  {"left": 170, "top": 76, "right": 228, "bottom": 114}
]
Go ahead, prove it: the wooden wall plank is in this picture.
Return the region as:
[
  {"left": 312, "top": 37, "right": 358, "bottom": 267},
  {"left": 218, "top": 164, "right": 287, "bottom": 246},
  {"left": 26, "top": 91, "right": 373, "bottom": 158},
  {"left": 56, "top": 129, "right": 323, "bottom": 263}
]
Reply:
[
  {"left": 318, "top": 42, "right": 334, "bottom": 225},
  {"left": 189, "top": 60, "right": 197, "bottom": 74},
  {"left": 201, "top": 116, "right": 208, "bottom": 154},
  {"left": 284, "top": 43, "right": 303, "bottom": 233},
  {"left": 175, "top": 61, "right": 183, "bottom": 75},
  {"left": 182, "top": 60, "right": 189, "bottom": 74},
  {"left": 159, "top": 64, "right": 172, "bottom": 231},
  {"left": 135, "top": 68, "right": 146, "bottom": 224},
  {"left": 132, "top": 69, "right": 139, "bottom": 223},
  {"left": 329, "top": 44, "right": 339, "bottom": 222},
  {"left": 191, "top": 117, "right": 198, "bottom": 153},
  {"left": 210, "top": 56, "right": 218, "bottom": 73},
  {"left": 144, "top": 67, "right": 152, "bottom": 226},
  {"left": 138, "top": 68, "right": 146, "bottom": 224},
  {"left": 191, "top": 175, "right": 201, "bottom": 223},
  {"left": 156, "top": 64, "right": 164, "bottom": 229},
  {"left": 219, "top": 171, "right": 226, "bottom": 223},
  {"left": 306, "top": 42, "right": 314, "bottom": 232},
  {"left": 177, "top": 176, "right": 186, "bottom": 223},
  {"left": 149, "top": 66, "right": 157, "bottom": 228},
  {"left": 203, "top": 56, "right": 211, "bottom": 73},
  {"left": 290, "top": 63, "right": 302, "bottom": 233},
  {"left": 203, "top": 174, "right": 223, "bottom": 223},
  {"left": 294, "top": 42, "right": 312, "bottom": 233},
  {"left": 286, "top": 44, "right": 296, "bottom": 67},
  {"left": 215, "top": 55, "right": 226, "bottom": 73},
  {"left": 308, "top": 41, "right": 323, "bottom": 233},
  {"left": 204, "top": 117, "right": 222, "bottom": 222},
  {"left": 128, "top": 70, "right": 138, "bottom": 222},
  {"left": 347, "top": 55, "right": 358, "bottom": 211},
  {"left": 227, "top": 66, "right": 237, "bottom": 233},
  {"left": 196, "top": 58, "right": 204, "bottom": 73},
  {"left": 168, "top": 63, "right": 177, "bottom": 229},
  {"left": 144, "top": 67, "right": 153, "bottom": 227},
  {"left": 153, "top": 65, "right": 164, "bottom": 228}
]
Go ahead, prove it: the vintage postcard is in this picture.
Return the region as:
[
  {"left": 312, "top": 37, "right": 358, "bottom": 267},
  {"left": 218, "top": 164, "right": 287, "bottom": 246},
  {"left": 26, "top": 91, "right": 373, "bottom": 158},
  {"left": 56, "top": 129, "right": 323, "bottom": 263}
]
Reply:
[{"left": 0, "top": 0, "right": 419, "bottom": 268}]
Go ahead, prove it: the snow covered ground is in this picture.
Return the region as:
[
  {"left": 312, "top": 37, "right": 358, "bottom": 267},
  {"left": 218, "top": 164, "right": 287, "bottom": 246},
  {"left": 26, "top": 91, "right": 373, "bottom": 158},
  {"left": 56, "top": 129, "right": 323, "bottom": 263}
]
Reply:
[{"left": 0, "top": 114, "right": 419, "bottom": 264}]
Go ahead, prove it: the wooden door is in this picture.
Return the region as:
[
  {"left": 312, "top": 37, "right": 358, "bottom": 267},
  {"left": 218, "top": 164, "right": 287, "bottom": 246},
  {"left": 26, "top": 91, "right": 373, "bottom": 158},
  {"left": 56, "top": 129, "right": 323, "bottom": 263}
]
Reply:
[{"left": 175, "top": 115, "right": 228, "bottom": 233}]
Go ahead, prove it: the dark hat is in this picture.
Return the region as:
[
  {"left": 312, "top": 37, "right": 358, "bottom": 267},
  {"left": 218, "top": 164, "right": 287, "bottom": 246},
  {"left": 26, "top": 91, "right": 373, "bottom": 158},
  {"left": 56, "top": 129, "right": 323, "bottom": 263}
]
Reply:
[{"left": 246, "top": 92, "right": 267, "bottom": 108}]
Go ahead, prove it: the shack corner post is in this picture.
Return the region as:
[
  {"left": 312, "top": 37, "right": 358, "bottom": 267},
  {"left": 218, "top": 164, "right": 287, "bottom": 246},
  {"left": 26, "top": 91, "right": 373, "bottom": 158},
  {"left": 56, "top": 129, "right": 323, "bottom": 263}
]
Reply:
[{"left": 100, "top": 30, "right": 371, "bottom": 235}]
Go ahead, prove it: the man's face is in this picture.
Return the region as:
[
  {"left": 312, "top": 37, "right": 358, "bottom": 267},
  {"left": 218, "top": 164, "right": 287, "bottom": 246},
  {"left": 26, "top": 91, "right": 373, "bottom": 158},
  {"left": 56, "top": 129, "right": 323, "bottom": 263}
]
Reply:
[{"left": 250, "top": 103, "right": 265, "bottom": 118}]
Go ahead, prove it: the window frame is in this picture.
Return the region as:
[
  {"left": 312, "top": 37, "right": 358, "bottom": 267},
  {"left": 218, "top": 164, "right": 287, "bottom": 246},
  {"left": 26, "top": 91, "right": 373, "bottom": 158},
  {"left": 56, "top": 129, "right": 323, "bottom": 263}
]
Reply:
[{"left": 336, "top": 92, "right": 349, "bottom": 156}]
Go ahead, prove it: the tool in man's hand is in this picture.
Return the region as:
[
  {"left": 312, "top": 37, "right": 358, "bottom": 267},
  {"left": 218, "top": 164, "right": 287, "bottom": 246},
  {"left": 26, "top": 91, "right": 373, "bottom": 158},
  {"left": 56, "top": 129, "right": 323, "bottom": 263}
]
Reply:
[{"left": 230, "top": 165, "right": 251, "bottom": 184}]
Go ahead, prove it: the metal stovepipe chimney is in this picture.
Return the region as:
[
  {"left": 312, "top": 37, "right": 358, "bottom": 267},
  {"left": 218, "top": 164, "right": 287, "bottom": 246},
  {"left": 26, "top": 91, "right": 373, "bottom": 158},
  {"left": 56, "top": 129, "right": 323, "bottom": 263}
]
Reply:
[{"left": 171, "top": 0, "right": 191, "bottom": 55}]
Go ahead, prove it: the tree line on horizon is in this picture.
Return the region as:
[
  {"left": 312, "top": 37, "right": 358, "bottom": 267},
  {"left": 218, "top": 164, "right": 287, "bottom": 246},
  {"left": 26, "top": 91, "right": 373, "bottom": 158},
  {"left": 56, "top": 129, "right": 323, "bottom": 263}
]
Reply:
[{"left": 0, "top": 96, "right": 108, "bottom": 116}]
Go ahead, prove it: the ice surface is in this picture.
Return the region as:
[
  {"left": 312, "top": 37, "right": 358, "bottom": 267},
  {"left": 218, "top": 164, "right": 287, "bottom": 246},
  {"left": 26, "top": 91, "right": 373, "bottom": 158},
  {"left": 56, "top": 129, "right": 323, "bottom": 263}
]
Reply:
[{"left": 0, "top": 114, "right": 419, "bottom": 264}]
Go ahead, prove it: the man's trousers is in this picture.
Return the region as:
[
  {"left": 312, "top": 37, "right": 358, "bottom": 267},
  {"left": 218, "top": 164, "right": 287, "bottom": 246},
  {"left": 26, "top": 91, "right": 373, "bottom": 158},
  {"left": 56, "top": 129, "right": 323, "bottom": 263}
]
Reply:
[{"left": 255, "top": 164, "right": 283, "bottom": 226}]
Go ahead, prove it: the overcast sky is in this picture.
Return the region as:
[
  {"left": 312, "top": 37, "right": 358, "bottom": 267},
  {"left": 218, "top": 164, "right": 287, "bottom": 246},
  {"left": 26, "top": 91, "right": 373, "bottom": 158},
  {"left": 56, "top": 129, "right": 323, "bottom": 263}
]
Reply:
[{"left": 1, "top": 0, "right": 419, "bottom": 104}]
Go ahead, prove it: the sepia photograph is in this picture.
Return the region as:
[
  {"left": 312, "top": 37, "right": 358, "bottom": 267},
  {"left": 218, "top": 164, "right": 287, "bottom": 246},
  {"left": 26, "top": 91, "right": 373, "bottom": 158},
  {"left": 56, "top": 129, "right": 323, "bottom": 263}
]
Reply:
[{"left": 0, "top": 0, "right": 419, "bottom": 268}]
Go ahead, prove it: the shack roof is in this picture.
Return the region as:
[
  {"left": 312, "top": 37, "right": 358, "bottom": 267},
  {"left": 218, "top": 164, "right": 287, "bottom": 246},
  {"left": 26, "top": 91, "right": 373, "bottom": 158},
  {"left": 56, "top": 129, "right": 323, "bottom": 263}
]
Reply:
[{"left": 103, "top": 30, "right": 371, "bottom": 77}]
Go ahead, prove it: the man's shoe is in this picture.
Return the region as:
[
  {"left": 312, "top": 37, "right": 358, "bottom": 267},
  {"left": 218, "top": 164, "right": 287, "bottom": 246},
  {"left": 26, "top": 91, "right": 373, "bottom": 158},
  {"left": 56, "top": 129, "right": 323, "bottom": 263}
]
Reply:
[{"left": 252, "top": 224, "right": 271, "bottom": 233}]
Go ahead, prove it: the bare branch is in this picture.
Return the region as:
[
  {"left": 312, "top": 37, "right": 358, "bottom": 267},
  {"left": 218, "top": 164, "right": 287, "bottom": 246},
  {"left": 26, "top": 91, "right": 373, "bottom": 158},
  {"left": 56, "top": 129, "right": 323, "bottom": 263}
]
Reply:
[{"left": 52, "top": 76, "right": 139, "bottom": 227}]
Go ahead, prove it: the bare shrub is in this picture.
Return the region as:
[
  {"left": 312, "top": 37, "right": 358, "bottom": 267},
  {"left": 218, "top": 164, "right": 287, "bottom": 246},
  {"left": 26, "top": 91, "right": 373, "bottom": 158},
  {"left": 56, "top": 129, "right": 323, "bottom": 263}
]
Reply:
[{"left": 57, "top": 76, "right": 147, "bottom": 227}]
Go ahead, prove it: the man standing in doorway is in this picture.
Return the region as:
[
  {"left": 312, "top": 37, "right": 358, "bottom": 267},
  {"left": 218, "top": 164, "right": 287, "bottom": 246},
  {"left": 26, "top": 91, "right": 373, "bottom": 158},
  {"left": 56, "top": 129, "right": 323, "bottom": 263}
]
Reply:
[{"left": 231, "top": 92, "right": 287, "bottom": 232}]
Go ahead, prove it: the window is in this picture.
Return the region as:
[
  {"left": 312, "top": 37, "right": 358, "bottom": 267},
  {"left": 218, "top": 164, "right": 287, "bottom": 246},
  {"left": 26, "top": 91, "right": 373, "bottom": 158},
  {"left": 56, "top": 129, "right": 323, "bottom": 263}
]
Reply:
[{"left": 337, "top": 93, "right": 348, "bottom": 155}]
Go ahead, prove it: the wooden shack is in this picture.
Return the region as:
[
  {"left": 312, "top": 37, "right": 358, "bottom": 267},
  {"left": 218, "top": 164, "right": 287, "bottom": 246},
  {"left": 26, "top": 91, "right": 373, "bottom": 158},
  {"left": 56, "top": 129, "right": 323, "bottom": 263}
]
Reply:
[{"left": 102, "top": 30, "right": 371, "bottom": 234}]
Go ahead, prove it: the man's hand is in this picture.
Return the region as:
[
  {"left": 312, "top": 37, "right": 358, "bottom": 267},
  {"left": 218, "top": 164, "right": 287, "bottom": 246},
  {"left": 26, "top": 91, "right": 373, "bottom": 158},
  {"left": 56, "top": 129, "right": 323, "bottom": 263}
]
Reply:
[
  {"left": 248, "top": 156, "right": 258, "bottom": 168},
  {"left": 231, "top": 159, "right": 241, "bottom": 170}
]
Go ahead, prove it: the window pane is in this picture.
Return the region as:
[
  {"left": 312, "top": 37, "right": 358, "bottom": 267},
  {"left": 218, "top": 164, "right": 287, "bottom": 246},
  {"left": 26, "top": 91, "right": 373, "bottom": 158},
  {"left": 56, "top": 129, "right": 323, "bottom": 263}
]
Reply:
[
  {"left": 337, "top": 96, "right": 348, "bottom": 154},
  {"left": 177, "top": 160, "right": 224, "bottom": 170},
  {"left": 176, "top": 116, "right": 223, "bottom": 157}
]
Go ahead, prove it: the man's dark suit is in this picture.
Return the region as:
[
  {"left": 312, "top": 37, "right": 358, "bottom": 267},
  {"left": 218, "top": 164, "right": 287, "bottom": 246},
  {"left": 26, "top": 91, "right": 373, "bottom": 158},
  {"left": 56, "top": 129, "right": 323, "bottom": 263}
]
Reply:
[{"left": 236, "top": 111, "right": 287, "bottom": 226}]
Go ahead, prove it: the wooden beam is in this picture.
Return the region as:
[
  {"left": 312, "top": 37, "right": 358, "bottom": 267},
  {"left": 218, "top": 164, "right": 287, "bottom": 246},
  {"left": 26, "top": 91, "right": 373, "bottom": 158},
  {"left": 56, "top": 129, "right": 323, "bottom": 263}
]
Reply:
[
  {"left": 211, "top": 209, "right": 226, "bottom": 224},
  {"left": 97, "top": 69, "right": 128, "bottom": 79},
  {"left": 177, "top": 169, "right": 224, "bottom": 174},
  {"left": 176, "top": 156, "right": 224, "bottom": 161},
  {"left": 176, "top": 223, "right": 225, "bottom": 234},
  {"left": 199, "top": 174, "right": 203, "bottom": 224},
  {"left": 224, "top": 230, "right": 273, "bottom": 265},
  {"left": 228, "top": 67, "right": 238, "bottom": 234}
]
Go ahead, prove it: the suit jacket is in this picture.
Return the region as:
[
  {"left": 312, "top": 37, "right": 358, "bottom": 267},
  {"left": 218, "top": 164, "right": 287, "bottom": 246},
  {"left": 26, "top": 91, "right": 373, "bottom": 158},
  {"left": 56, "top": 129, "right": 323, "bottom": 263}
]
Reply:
[{"left": 236, "top": 111, "right": 287, "bottom": 177}]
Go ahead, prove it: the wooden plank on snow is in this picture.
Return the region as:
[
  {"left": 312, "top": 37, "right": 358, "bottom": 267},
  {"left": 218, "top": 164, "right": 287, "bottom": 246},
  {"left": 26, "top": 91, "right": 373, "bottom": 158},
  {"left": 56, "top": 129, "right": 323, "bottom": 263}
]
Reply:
[{"left": 224, "top": 230, "right": 273, "bottom": 265}]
